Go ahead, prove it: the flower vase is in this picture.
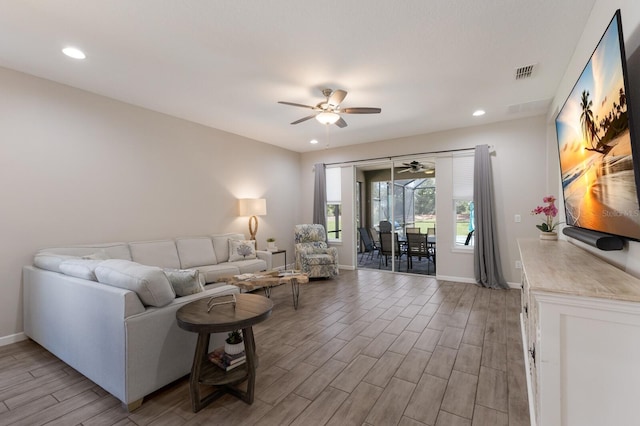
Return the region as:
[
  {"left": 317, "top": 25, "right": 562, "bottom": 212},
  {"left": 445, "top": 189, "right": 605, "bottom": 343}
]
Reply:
[{"left": 539, "top": 231, "right": 558, "bottom": 241}]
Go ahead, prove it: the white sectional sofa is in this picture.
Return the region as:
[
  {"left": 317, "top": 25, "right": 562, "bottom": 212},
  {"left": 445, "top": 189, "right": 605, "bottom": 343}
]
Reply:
[{"left": 22, "top": 233, "right": 272, "bottom": 410}]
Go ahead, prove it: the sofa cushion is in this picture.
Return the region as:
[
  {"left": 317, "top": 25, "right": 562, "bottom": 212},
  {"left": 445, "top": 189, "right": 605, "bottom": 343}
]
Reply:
[
  {"left": 233, "top": 258, "right": 267, "bottom": 274},
  {"left": 212, "top": 233, "right": 244, "bottom": 263},
  {"left": 228, "top": 239, "right": 257, "bottom": 262},
  {"left": 176, "top": 237, "right": 217, "bottom": 268},
  {"left": 163, "top": 269, "right": 205, "bottom": 297},
  {"left": 59, "top": 259, "right": 103, "bottom": 281},
  {"left": 195, "top": 264, "right": 241, "bottom": 283},
  {"left": 34, "top": 253, "right": 80, "bottom": 273},
  {"left": 37, "top": 243, "right": 131, "bottom": 261},
  {"left": 129, "top": 240, "right": 181, "bottom": 269},
  {"left": 82, "top": 252, "right": 110, "bottom": 260},
  {"left": 95, "top": 259, "right": 175, "bottom": 307}
]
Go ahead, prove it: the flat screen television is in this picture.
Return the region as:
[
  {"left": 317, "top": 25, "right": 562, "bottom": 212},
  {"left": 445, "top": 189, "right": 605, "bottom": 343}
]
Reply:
[{"left": 555, "top": 9, "right": 640, "bottom": 241}]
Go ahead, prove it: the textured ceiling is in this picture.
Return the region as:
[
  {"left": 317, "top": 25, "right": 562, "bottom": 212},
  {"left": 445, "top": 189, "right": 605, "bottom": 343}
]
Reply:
[{"left": 0, "top": 1, "right": 596, "bottom": 152}]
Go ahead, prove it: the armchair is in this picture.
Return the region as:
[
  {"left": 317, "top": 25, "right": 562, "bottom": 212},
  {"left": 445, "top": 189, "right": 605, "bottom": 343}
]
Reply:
[{"left": 294, "top": 224, "right": 339, "bottom": 278}]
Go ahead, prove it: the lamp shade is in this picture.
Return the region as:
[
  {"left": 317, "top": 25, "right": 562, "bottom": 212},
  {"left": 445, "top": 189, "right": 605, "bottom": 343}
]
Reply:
[
  {"left": 238, "top": 198, "right": 267, "bottom": 216},
  {"left": 316, "top": 111, "right": 340, "bottom": 125}
]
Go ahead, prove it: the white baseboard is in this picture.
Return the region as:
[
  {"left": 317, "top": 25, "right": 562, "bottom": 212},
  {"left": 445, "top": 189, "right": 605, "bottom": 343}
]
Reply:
[
  {"left": 507, "top": 281, "right": 521, "bottom": 289},
  {"left": 0, "top": 332, "right": 27, "bottom": 347},
  {"left": 436, "top": 274, "right": 476, "bottom": 284},
  {"left": 339, "top": 265, "right": 355, "bottom": 271},
  {"left": 436, "top": 275, "right": 521, "bottom": 290}
]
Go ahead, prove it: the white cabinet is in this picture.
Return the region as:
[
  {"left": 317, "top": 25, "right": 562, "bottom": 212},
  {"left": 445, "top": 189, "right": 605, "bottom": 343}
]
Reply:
[{"left": 519, "top": 239, "right": 640, "bottom": 426}]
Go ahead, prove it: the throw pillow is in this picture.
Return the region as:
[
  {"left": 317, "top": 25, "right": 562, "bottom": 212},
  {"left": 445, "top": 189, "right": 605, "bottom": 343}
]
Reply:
[
  {"left": 33, "top": 253, "right": 79, "bottom": 273},
  {"left": 228, "top": 239, "right": 257, "bottom": 262},
  {"left": 164, "top": 269, "right": 204, "bottom": 297},
  {"left": 59, "top": 259, "right": 103, "bottom": 281},
  {"left": 95, "top": 259, "right": 175, "bottom": 307}
]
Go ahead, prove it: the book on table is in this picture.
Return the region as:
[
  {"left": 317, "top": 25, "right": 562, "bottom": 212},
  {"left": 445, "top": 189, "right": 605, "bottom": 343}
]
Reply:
[{"left": 208, "top": 347, "right": 246, "bottom": 371}]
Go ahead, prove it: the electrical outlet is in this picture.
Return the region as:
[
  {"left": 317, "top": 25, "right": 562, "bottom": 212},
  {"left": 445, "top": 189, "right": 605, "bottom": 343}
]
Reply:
[
  {"left": 515, "top": 214, "right": 521, "bottom": 223},
  {"left": 515, "top": 260, "right": 522, "bottom": 269}
]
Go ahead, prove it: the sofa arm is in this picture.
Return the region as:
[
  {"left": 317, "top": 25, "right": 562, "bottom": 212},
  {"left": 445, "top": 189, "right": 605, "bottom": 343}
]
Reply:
[
  {"left": 256, "top": 250, "right": 272, "bottom": 270},
  {"left": 23, "top": 266, "right": 145, "bottom": 404}
]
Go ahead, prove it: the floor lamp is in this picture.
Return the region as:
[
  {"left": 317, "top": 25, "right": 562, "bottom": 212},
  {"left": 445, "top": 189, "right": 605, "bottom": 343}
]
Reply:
[{"left": 238, "top": 198, "right": 267, "bottom": 247}]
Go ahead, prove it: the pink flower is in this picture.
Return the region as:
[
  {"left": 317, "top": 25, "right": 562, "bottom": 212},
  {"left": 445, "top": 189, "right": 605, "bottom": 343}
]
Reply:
[{"left": 531, "top": 195, "right": 561, "bottom": 232}]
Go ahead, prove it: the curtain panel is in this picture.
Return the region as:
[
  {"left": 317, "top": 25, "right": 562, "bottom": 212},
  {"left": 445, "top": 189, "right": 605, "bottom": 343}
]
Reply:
[
  {"left": 313, "top": 163, "right": 327, "bottom": 230},
  {"left": 473, "top": 145, "right": 508, "bottom": 289}
]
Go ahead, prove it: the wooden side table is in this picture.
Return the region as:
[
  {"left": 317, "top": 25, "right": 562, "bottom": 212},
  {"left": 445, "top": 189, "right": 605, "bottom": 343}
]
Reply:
[{"left": 176, "top": 293, "right": 273, "bottom": 412}]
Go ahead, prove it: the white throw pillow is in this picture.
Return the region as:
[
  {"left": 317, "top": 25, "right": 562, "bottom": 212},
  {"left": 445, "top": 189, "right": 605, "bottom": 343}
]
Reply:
[
  {"left": 59, "top": 259, "right": 103, "bottom": 281},
  {"left": 95, "top": 259, "right": 175, "bottom": 307},
  {"left": 228, "top": 239, "right": 257, "bottom": 262},
  {"left": 164, "top": 269, "right": 205, "bottom": 297},
  {"left": 33, "top": 253, "right": 80, "bottom": 273}
]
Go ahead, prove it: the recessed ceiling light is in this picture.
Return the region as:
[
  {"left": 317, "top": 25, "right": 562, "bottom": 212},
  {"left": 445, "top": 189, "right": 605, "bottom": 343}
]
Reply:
[
  {"left": 473, "top": 110, "right": 486, "bottom": 117},
  {"left": 62, "top": 47, "right": 86, "bottom": 59},
  {"left": 310, "top": 139, "right": 319, "bottom": 144}
]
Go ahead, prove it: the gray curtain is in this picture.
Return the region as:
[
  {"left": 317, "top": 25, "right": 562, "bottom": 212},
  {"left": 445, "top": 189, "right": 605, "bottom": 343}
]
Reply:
[
  {"left": 473, "top": 145, "right": 508, "bottom": 289},
  {"left": 313, "top": 163, "right": 327, "bottom": 229}
]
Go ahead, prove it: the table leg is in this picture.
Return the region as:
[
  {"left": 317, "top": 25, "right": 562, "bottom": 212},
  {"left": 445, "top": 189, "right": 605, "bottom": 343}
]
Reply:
[
  {"left": 262, "top": 286, "right": 272, "bottom": 298},
  {"left": 189, "top": 332, "right": 210, "bottom": 412},
  {"left": 291, "top": 278, "right": 300, "bottom": 309},
  {"left": 240, "top": 327, "right": 257, "bottom": 403}
]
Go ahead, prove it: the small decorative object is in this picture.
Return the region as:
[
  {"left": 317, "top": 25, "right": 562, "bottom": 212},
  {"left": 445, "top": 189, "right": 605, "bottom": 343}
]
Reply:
[
  {"left": 266, "top": 237, "right": 277, "bottom": 251},
  {"left": 531, "top": 195, "right": 561, "bottom": 240},
  {"left": 225, "top": 330, "right": 244, "bottom": 355}
]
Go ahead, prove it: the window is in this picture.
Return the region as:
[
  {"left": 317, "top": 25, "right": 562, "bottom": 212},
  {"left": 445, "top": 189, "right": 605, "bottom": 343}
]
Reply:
[
  {"left": 326, "top": 167, "right": 341, "bottom": 241},
  {"left": 452, "top": 155, "right": 474, "bottom": 247}
]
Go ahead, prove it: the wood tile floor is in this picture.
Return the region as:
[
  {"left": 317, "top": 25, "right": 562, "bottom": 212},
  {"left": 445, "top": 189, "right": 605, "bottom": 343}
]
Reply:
[{"left": 0, "top": 269, "right": 529, "bottom": 426}]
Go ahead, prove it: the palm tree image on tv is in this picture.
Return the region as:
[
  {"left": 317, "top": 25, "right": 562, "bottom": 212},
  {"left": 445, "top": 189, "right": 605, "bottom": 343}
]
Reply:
[{"left": 555, "top": 15, "right": 640, "bottom": 239}]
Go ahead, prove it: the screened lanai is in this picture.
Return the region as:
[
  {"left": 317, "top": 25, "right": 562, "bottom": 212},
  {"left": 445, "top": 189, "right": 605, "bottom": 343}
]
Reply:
[
  {"left": 356, "top": 161, "right": 437, "bottom": 275},
  {"left": 370, "top": 177, "right": 436, "bottom": 235}
]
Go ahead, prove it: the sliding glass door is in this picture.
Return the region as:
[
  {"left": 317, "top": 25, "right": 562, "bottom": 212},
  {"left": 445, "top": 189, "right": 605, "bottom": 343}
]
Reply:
[{"left": 355, "top": 158, "right": 436, "bottom": 275}]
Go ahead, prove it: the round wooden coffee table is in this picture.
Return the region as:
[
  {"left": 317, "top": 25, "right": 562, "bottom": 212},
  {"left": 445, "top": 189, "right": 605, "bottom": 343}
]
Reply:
[{"left": 176, "top": 293, "right": 273, "bottom": 412}]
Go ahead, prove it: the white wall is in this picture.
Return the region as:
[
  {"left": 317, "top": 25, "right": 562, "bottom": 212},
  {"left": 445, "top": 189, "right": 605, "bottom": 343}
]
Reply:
[
  {"left": 548, "top": 0, "right": 640, "bottom": 276},
  {"left": 300, "top": 115, "right": 547, "bottom": 285},
  {"left": 0, "top": 67, "right": 301, "bottom": 342}
]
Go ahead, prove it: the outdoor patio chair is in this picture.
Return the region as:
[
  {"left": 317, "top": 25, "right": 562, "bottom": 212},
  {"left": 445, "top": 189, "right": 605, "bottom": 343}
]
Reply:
[{"left": 358, "top": 227, "right": 377, "bottom": 263}]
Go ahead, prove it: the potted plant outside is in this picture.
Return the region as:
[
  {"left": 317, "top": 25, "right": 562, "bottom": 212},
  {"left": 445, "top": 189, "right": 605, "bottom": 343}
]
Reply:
[{"left": 224, "top": 330, "right": 244, "bottom": 355}]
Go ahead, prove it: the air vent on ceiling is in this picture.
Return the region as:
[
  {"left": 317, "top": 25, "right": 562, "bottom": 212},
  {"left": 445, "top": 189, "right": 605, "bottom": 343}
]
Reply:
[{"left": 515, "top": 64, "right": 536, "bottom": 80}]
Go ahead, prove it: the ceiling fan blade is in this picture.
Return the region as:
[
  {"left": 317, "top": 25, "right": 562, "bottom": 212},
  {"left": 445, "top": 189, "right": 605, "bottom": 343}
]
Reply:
[
  {"left": 328, "top": 90, "right": 347, "bottom": 107},
  {"left": 341, "top": 107, "right": 381, "bottom": 114},
  {"left": 290, "top": 114, "right": 317, "bottom": 125},
  {"left": 278, "top": 101, "right": 316, "bottom": 109},
  {"left": 397, "top": 169, "right": 410, "bottom": 173},
  {"left": 335, "top": 117, "right": 348, "bottom": 128}
]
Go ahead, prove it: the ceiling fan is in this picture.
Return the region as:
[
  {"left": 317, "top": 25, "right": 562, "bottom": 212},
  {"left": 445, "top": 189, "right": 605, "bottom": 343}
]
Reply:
[
  {"left": 278, "top": 88, "right": 381, "bottom": 128},
  {"left": 397, "top": 161, "right": 435, "bottom": 175}
]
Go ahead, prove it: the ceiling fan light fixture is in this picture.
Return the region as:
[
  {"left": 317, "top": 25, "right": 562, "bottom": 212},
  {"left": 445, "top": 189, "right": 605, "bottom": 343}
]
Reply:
[{"left": 316, "top": 111, "right": 340, "bottom": 125}]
